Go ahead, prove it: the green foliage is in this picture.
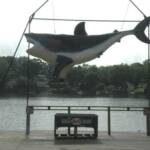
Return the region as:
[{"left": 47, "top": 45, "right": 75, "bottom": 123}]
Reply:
[
  {"left": 0, "top": 57, "right": 49, "bottom": 96},
  {"left": 0, "top": 56, "right": 149, "bottom": 97},
  {"left": 67, "top": 63, "right": 148, "bottom": 97}
]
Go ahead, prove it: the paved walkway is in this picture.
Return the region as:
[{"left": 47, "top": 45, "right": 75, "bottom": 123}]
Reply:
[{"left": 0, "top": 131, "right": 150, "bottom": 150}]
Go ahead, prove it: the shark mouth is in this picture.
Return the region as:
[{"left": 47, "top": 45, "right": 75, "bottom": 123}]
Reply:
[
  {"left": 25, "top": 35, "right": 37, "bottom": 54},
  {"left": 25, "top": 34, "right": 72, "bottom": 80},
  {"left": 25, "top": 34, "right": 36, "bottom": 44}
]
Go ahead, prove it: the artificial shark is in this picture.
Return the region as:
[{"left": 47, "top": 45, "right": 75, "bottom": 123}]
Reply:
[{"left": 25, "top": 17, "right": 150, "bottom": 80}]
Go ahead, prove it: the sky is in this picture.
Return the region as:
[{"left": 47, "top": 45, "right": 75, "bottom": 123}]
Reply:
[{"left": 0, "top": 0, "right": 150, "bottom": 66}]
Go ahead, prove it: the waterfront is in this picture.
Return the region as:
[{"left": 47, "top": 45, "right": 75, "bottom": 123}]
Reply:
[{"left": 0, "top": 97, "right": 148, "bottom": 132}]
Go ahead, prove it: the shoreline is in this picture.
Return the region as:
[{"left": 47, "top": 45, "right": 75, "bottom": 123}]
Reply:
[{"left": 0, "top": 94, "right": 147, "bottom": 99}]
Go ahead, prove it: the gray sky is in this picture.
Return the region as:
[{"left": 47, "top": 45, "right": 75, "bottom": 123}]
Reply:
[{"left": 0, "top": 0, "right": 150, "bottom": 66}]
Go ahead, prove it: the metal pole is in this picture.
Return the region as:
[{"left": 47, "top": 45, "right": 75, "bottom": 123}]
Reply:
[
  {"left": 129, "top": 0, "right": 146, "bottom": 18},
  {"left": 146, "top": 115, "right": 150, "bottom": 136},
  {"left": 26, "top": 17, "right": 31, "bottom": 107},
  {"left": 68, "top": 106, "right": 71, "bottom": 114},
  {"left": 146, "top": 23, "right": 150, "bottom": 136},
  {"left": 26, "top": 106, "right": 33, "bottom": 135},
  {"left": 108, "top": 107, "right": 111, "bottom": 135},
  {"left": 128, "top": 0, "right": 150, "bottom": 136},
  {"left": 26, "top": 16, "right": 32, "bottom": 135},
  {"left": 26, "top": 107, "right": 31, "bottom": 135},
  {"left": 0, "top": 21, "right": 29, "bottom": 88},
  {"left": 33, "top": 17, "right": 140, "bottom": 23},
  {"left": 31, "top": 0, "right": 49, "bottom": 16},
  {"left": 26, "top": 19, "right": 30, "bottom": 134},
  {"left": 25, "top": 1, "right": 49, "bottom": 135},
  {"left": 148, "top": 24, "right": 150, "bottom": 106},
  {"left": 68, "top": 106, "right": 71, "bottom": 135}
]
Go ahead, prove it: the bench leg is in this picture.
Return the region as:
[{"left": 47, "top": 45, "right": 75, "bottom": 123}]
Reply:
[
  {"left": 68, "top": 126, "right": 71, "bottom": 135},
  {"left": 74, "top": 127, "right": 77, "bottom": 138}
]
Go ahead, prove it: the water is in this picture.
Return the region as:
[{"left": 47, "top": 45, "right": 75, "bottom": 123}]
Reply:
[{"left": 0, "top": 97, "right": 149, "bottom": 132}]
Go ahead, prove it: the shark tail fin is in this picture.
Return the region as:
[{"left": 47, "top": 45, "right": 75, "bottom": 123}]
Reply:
[{"left": 134, "top": 17, "right": 150, "bottom": 44}]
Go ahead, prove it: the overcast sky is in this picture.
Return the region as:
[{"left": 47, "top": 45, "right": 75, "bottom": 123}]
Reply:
[{"left": 0, "top": 0, "right": 150, "bottom": 66}]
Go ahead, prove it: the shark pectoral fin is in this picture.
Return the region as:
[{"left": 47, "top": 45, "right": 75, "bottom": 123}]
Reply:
[
  {"left": 59, "top": 64, "right": 73, "bottom": 81},
  {"left": 54, "top": 55, "right": 73, "bottom": 79}
]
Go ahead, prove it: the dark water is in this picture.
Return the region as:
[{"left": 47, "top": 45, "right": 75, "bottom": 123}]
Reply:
[{"left": 0, "top": 97, "right": 149, "bottom": 132}]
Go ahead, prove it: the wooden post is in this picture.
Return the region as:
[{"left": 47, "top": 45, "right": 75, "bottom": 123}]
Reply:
[{"left": 107, "top": 107, "right": 111, "bottom": 136}]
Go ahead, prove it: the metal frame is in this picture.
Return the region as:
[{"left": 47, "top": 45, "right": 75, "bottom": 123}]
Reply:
[
  {"left": 1, "top": 0, "right": 147, "bottom": 136},
  {"left": 24, "top": 0, "right": 150, "bottom": 136},
  {"left": 25, "top": 0, "right": 144, "bottom": 108},
  {"left": 26, "top": 105, "right": 149, "bottom": 136},
  {"left": 33, "top": 17, "right": 141, "bottom": 23}
]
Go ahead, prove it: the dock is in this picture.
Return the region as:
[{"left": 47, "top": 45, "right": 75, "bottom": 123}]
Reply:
[{"left": 0, "top": 131, "right": 149, "bottom": 150}]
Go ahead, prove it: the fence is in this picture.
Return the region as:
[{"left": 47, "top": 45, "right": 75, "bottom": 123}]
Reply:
[{"left": 26, "top": 105, "right": 150, "bottom": 136}]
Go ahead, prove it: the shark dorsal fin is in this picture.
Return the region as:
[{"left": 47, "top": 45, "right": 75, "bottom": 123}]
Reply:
[{"left": 74, "top": 22, "right": 87, "bottom": 36}]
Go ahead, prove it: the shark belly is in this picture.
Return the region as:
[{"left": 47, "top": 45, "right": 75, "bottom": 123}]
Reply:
[
  {"left": 57, "top": 50, "right": 98, "bottom": 64},
  {"left": 57, "top": 30, "right": 133, "bottom": 64}
]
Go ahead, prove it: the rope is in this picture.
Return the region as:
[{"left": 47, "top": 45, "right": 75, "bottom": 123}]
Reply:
[
  {"left": 32, "top": 0, "right": 49, "bottom": 16},
  {"left": 129, "top": 0, "right": 147, "bottom": 18},
  {"left": 51, "top": 0, "right": 56, "bottom": 33},
  {"left": 120, "top": 0, "right": 130, "bottom": 30},
  {"left": 0, "top": 0, "right": 49, "bottom": 89},
  {"left": 0, "top": 21, "right": 29, "bottom": 88}
]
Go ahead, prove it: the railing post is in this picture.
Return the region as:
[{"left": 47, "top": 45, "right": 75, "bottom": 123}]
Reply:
[
  {"left": 147, "top": 22, "right": 150, "bottom": 136},
  {"left": 68, "top": 106, "right": 71, "bottom": 114},
  {"left": 146, "top": 114, "right": 150, "bottom": 136},
  {"left": 68, "top": 106, "right": 71, "bottom": 135},
  {"left": 26, "top": 106, "right": 33, "bottom": 135},
  {"left": 107, "top": 107, "right": 111, "bottom": 136},
  {"left": 143, "top": 108, "right": 150, "bottom": 136}
]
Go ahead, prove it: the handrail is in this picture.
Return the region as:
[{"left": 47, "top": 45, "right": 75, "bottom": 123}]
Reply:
[
  {"left": 28, "top": 105, "right": 147, "bottom": 111},
  {"left": 26, "top": 105, "right": 149, "bottom": 136}
]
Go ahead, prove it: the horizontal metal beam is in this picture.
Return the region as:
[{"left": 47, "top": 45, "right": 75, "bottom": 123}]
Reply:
[
  {"left": 33, "top": 17, "right": 140, "bottom": 23},
  {"left": 29, "top": 105, "right": 146, "bottom": 112},
  {"left": 29, "top": 105, "right": 145, "bottom": 108}
]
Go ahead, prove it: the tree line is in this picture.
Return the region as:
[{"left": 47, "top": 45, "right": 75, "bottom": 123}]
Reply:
[{"left": 0, "top": 56, "right": 149, "bottom": 97}]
